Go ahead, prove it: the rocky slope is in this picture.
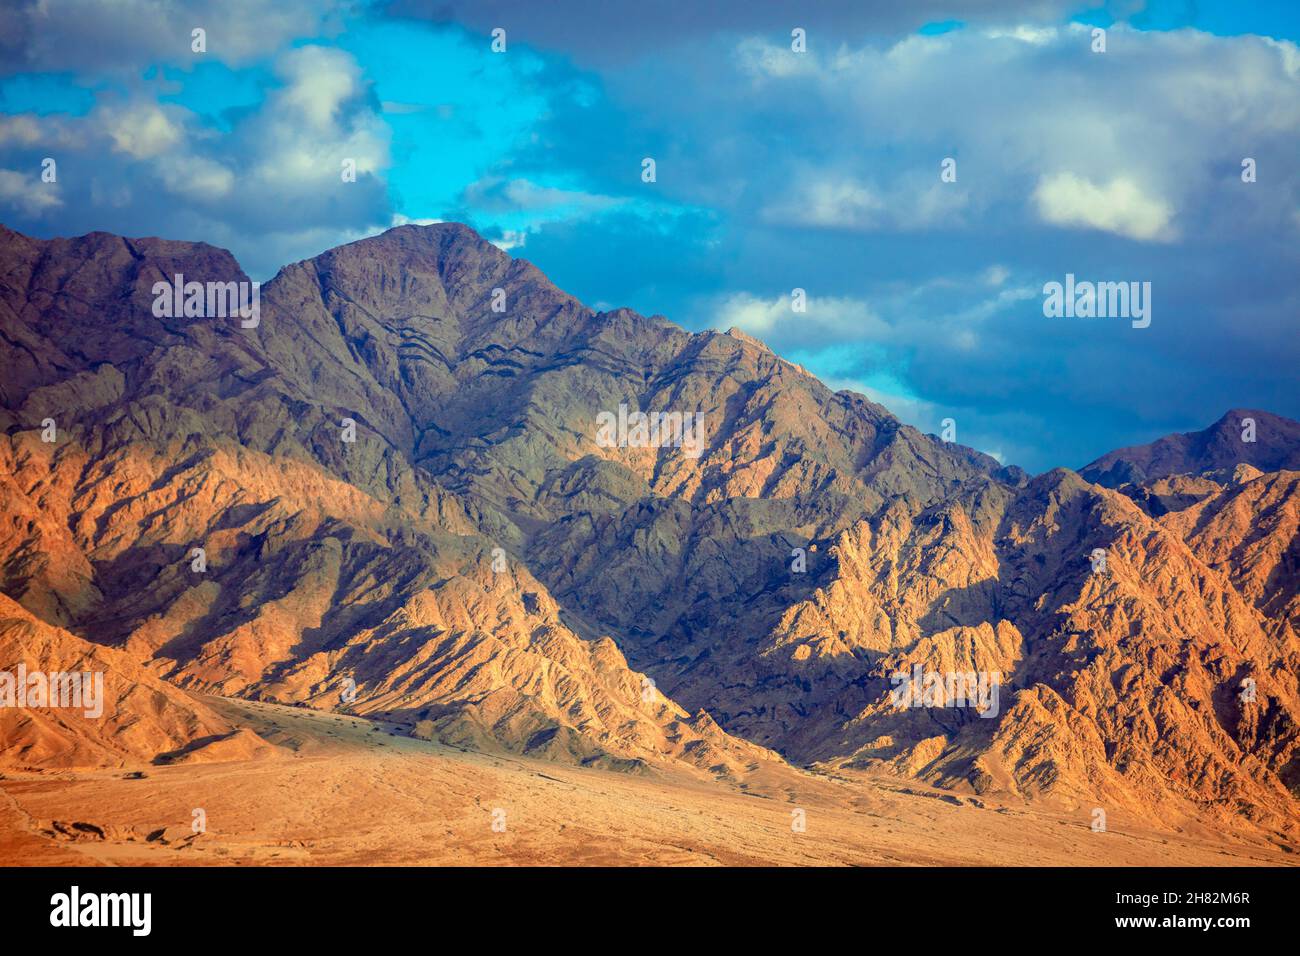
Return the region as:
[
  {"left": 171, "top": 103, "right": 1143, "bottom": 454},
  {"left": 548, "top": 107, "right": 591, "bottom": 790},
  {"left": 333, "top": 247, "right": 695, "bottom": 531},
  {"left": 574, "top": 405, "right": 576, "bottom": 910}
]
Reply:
[
  {"left": 0, "top": 223, "right": 776, "bottom": 777},
  {"left": 1080, "top": 409, "right": 1300, "bottom": 488},
  {"left": 0, "top": 593, "right": 271, "bottom": 768},
  {"left": 0, "top": 221, "right": 1296, "bottom": 842}
]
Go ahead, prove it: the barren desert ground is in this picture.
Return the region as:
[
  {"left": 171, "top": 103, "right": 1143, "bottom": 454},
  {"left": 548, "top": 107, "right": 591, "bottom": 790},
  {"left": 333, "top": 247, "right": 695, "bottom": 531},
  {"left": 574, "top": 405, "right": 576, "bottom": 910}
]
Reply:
[{"left": 0, "top": 699, "right": 1292, "bottom": 867}]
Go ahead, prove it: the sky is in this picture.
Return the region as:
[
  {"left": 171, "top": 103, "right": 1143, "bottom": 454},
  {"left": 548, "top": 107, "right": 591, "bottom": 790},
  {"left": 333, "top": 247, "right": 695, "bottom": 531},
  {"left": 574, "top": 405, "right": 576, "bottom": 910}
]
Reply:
[{"left": 0, "top": 0, "right": 1297, "bottom": 472}]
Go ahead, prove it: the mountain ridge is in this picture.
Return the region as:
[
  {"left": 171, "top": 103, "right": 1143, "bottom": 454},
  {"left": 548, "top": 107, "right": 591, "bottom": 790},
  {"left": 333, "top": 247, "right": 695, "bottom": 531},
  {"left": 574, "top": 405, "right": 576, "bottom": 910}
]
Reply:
[{"left": 1, "top": 220, "right": 1297, "bottom": 844}]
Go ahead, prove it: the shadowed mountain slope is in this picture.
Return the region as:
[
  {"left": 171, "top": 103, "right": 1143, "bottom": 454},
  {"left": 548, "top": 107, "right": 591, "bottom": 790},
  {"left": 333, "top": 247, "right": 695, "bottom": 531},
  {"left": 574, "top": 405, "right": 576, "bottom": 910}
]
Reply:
[
  {"left": 1, "top": 222, "right": 1297, "bottom": 841},
  {"left": 1081, "top": 409, "right": 1300, "bottom": 488}
]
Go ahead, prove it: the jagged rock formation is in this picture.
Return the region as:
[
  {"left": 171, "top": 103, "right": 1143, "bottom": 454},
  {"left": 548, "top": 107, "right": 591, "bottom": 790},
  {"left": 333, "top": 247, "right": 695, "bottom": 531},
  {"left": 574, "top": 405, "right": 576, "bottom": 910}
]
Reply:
[
  {"left": 0, "top": 593, "right": 270, "bottom": 768},
  {"left": 0, "top": 221, "right": 1296, "bottom": 842},
  {"left": 0, "top": 223, "right": 775, "bottom": 776}
]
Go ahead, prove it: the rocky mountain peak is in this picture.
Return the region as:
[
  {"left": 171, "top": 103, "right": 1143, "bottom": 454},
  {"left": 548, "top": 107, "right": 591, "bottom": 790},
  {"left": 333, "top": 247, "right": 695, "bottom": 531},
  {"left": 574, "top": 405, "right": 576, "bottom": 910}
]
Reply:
[{"left": 1, "top": 220, "right": 1297, "bottom": 844}]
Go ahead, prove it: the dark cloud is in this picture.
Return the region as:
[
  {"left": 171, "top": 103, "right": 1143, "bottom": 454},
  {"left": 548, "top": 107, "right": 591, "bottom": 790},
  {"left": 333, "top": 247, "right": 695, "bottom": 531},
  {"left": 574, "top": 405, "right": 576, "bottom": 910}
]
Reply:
[
  {"left": 0, "top": 0, "right": 345, "bottom": 77},
  {"left": 384, "top": 0, "right": 1096, "bottom": 64},
  {"left": 465, "top": 22, "right": 1300, "bottom": 470},
  {"left": 1, "top": 3, "right": 1295, "bottom": 471}
]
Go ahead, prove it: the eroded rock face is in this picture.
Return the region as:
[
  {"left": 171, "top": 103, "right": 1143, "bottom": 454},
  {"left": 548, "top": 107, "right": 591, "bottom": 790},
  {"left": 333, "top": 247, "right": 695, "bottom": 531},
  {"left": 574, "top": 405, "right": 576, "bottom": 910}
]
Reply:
[
  {"left": 0, "top": 593, "right": 268, "bottom": 768},
  {"left": 0, "top": 223, "right": 783, "bottom": 776},
  {"left": 0, "top": 221, "right": 1297, "bottom": 839}
]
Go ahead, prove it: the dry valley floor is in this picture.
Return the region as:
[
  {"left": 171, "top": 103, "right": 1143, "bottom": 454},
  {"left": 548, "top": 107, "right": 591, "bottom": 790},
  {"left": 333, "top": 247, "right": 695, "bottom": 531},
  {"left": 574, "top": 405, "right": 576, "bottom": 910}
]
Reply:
[{"left": 0, "top": 699, "right": 1290, "bottom": 867}]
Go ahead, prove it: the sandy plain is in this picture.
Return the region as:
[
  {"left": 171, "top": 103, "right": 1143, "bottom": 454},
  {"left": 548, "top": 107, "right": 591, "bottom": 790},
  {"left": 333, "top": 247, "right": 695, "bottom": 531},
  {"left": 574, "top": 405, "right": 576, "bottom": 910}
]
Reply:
[{"left": 0, "top": 698, "right": 1292, "bottom": 867}]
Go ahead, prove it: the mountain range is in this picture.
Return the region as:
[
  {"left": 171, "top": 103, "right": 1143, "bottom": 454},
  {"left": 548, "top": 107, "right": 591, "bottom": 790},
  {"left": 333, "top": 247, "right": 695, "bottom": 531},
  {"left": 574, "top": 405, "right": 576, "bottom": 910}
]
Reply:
[{"left": 1, "top": 221, "right": 1296, "bottom": 846}]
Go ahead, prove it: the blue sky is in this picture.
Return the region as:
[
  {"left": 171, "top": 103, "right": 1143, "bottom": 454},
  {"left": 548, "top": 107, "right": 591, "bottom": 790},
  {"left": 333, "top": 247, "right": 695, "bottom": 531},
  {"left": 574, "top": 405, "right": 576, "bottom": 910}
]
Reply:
[{"left": 1, "top": 0, "right": 1297, "bottom": 471}]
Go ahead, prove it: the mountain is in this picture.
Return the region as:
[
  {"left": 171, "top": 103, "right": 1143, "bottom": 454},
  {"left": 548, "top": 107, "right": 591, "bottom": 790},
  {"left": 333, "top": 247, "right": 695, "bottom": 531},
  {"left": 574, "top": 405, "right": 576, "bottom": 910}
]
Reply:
[
  {"left": 0, "top": 223, "right": 777, "bottom": 777},
  {"left": 1, "top": 222, "right": 1297, "bottom": 843},
  {"left": 0, "top": 592, "right": 273, "bottom": 768},
  {"left": 1080, "top": 409, "right": 1300, "bottom": 488}
]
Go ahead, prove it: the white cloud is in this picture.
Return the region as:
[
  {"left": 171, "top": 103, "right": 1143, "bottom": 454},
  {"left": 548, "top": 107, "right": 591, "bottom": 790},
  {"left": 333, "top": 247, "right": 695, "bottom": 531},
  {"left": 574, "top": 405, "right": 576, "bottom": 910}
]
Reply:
[
  {"left": 704, "top": 275, "right": 1042, "bottom": 394},
  {"left": 0, "top": 41, "right": 393, "bottom": 279},
  {"left": 389, "top": 214, "right": 444, "bottom": 228},
  {"left": 825, "top": 375, "right": 940, "bottom": 424},
  {"left": 983, "top": 265, "right": 1010, "bottom": 286},
  {"left": 714, "top": 291, "right": 886, "bottom": 340},
  {"left": 714, "top": 292, "right": 785, "bottom": 334},
  {"left": 158, "top": 154, "right": 235, "bottom": 200},
  {"left": 244, "top": 46, "right": 388, "bottom": 192},
  {"left": 277, "top": 45, "right": 362, "bottom": 129},
  {"left": 463, "top": 176, "right": 621, "bottom": 216},
  {"left": 1262, "top": 37, "right": 1300, "bottom": 77},
  {"left": 678, "top": 25, "right": 1300, "bottom": 242},
  {"left": 0, "top": 168, "right": 61, "bottom": 216},
  {"left": 1033, "top": 172, "right": 1175, "bottom": 241},
  {"left": 762, "top": 177, "right": 881, "bottom": 229},
  {"left": 0, "top": 115, "right": 49, "bottom": 146},
  {"left": 762, "top": 173, "right": 969, "bottom": 232},
  {"left": 984, "top": 25, "right": 1058, "bottom": 45},
  {"left": 489, "top": 229, "right": 527, "bottom": 251},
  {"left": 734, "top": 36, "right": 821, "bottom": 80},
  {"left": 104, "top": 103, "right": 181, "bottom": 158}
]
